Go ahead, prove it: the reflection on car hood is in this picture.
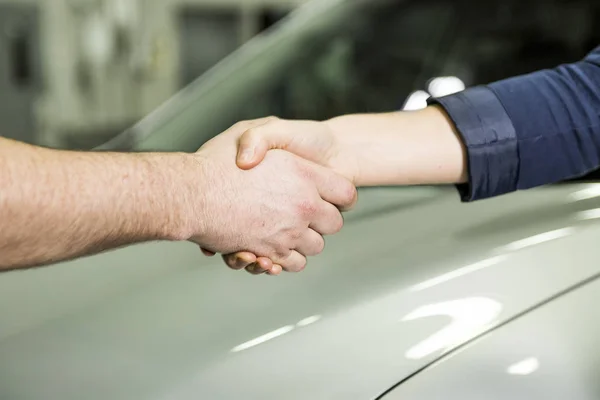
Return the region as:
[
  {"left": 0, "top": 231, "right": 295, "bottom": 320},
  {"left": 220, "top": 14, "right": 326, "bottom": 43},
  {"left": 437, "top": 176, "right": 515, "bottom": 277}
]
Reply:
[
  {"left": 2, "top": 184, "right": 600, "bottom": 399},
  {"left": 384, "top": 276, "right": 600, "bottom": 400}
]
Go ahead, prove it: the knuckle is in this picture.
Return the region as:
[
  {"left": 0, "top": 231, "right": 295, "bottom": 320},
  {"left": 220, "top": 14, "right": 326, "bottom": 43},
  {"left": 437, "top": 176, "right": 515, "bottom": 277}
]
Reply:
[
  {"left": 292, "top": 162, "right": 313, "bottom": 181},
  {"left": 314, "top": 237, "right": 326, "bottom": 254},
  {"left": 296, "top": 259, "right": 308, "bottom": 272},
  {"left": 244, "top": 126, "right": 258, "bottom": 138},
  {"left": 288, "top": 229, "right": 303, "bottom": 242},
  {"left": 274, "top": 247, "right": 291, "bottom": 260},
  {"left": 345, "top": 185, "right": 358, "bottom": 205},
  {"left": 297, "top": 200, "right": 318, "bottom": 218},
  {"left": 331, "top": 215, "right": 344, "bottom": 234},
  {"left": 232, "top": 120, "right": 250, "bottom": 130},
  {"left": 338, "top": 182, "right": 357, "bottom": 207},
  {"left": 299, "top": 165, "right": 314, "bottom": 180}
]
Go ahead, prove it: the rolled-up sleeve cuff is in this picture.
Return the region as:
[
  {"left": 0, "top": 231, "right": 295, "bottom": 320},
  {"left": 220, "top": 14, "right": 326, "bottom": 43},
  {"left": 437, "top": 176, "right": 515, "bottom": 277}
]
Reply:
[{"left": 427, "top": 86, "right": 519, "bottom": 202}]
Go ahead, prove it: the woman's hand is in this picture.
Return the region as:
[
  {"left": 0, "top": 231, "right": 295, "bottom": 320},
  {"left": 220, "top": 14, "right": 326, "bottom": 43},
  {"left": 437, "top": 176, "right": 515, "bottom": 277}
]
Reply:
[{"left": 235, "top": 117, "right": 361, "bottom": 185}]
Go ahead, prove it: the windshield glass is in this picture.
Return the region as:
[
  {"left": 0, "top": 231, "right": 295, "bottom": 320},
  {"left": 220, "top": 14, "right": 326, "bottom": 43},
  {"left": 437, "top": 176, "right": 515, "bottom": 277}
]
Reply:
[{"left": 114, "top": 0, "right": 598, "bottom": 159}]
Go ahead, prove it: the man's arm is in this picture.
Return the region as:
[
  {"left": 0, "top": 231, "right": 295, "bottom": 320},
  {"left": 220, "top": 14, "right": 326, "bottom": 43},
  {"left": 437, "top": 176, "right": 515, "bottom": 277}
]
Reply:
[
  {"left": 0, "top": 137, "right": 192, "bottom": 271},
  {"left": 0, "top": 127, "right": 356, "bottom": 272}
]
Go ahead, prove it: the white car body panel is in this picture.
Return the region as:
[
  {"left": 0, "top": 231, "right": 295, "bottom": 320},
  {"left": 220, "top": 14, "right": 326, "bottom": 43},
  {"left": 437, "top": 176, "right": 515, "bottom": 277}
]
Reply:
[
  {"left": 2, "top": 0, "right": 600, "bottom": 398},
  {"left": 384, "top": 276, "right": 600, "bottom": 400},
  {"left": 2, "top": 185, "right": 600, "bottom": 399}
]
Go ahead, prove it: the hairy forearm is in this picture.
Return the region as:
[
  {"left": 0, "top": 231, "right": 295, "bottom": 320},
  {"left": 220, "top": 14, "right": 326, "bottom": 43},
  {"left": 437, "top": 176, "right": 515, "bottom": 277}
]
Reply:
[
  {"left": 0, "top": 138, "right": 195, "bottom": 271},
  {"left": 326, "top": 106, "right": 468, "bottom": 187}
]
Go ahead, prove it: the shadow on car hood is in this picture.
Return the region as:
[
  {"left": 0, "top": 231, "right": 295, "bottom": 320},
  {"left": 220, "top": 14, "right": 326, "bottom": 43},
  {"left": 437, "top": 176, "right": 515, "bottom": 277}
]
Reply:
[{"left": 2, "top": 184, "right": 600, "bottom": 399}]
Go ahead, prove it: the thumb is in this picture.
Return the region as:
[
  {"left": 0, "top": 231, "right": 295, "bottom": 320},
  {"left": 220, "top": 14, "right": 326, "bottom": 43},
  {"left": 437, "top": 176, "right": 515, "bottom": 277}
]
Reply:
[
  {"left": 236, "top": 129, "right": 271, "bottom": 170},
  {"left": 236, "top": 121, "right": 296, "bottom": 170}
]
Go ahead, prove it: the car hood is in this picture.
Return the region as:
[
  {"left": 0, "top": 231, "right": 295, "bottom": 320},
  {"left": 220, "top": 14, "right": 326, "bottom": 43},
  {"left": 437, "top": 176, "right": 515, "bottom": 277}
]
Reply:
[
  {"left": 2, "top": 184, "right": 600, "bottom": 399},
  {"left": 383, "top": 274, "right": 600, "bottom": 400}
]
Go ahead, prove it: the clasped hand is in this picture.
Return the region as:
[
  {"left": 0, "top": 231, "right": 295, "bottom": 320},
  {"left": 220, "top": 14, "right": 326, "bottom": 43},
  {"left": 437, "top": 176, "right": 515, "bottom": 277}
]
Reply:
[{"left": 195, "top": 116, "right": 359, "bottom": 276}]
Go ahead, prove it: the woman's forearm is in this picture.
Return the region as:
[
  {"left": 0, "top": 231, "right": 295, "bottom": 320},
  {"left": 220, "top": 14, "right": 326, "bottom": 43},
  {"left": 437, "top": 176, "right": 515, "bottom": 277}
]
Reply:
[{"left": 325, "top": 106, "right": 468, "bottom": 187}]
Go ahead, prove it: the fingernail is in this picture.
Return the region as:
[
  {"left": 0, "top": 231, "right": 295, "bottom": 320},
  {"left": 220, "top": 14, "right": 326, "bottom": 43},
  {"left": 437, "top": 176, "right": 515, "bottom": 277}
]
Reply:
[
  {"left": 235, "top": 257, "right": 249, "bottom": 269},
  {"left": 239, "top": 146, "right": 254, "bottom": 163}
]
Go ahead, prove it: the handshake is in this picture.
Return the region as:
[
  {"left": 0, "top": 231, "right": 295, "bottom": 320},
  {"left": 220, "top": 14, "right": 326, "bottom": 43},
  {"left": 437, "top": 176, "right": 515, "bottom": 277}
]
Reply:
[
  {"left": 182, "top": 106, "right": 464, "bottom": 276},
  {"left": 0, "top": 106, "right": 467, "bottom": 273},
  {"left": 189, "top": 116, "right": 362, "bottom": 276}
]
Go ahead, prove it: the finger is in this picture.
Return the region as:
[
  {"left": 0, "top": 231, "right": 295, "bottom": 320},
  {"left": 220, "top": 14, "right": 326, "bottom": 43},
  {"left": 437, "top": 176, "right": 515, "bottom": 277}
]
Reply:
[
  {"left": 309, "top": 200, "right": 345, "bottom": 236},
  {"left": 245, "top": 263, "right": 266, "bottom": 275},
  {"left": 246, "top": 258, "right": 272, "bottom": 275},
  {"left": 301, "top": 161, "right": 358, "bottom": 211},
  {"left": 203, "top": 117, "right": 278, "bottom": 154},
  {"left": 267, "top": 264, "right": 283, "bottom": 276},
  {"left": 295, "top": 229, "right": 326, "bottom": 256},
  {"left": 272, "top": 250, "right": 307, "bottom": 273},
  {"left": 256, "top": 257, "right": 274, "bottom": 272},
  {"left": 222, "top": 252, "right": 257, "bottom": 270},
  {"left": 236, "top": 118, "right": 299, "bottom": 169},
  {"left": 201, "top": 248, "right": 216, "bottom": 257},
  {"left": 226, "top": 116, "right": 277, "bottom": 137}
]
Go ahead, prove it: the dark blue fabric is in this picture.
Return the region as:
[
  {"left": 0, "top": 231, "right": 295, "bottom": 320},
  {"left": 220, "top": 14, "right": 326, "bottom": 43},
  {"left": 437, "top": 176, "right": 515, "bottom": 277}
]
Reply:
[
  {"left": 430, "top": 87, "right": 518, "bottom": 201},
  {"left": 429, "top": 46, "right": 600, "bottom": 201}
]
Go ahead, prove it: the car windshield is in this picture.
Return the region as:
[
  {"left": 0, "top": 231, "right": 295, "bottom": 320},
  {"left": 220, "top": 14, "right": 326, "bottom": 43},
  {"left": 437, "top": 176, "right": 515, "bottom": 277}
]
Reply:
[{"left": 103, "top": 0, "right": 599, "bottom": 180}]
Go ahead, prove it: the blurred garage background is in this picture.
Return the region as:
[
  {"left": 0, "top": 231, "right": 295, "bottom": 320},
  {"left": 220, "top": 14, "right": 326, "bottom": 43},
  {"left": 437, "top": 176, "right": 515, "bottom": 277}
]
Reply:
[
  {"left": 0, "top": 0, "right": 302, "bottom": 149},
  {"left": 0, "top": 0, "right": 599, "bottom": 150}
]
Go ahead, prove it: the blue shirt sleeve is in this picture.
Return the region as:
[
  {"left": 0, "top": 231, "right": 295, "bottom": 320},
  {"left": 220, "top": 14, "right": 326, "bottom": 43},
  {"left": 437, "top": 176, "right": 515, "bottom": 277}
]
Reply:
[{"left": 429, "top": 45, "right": 600, "bottom": 201}]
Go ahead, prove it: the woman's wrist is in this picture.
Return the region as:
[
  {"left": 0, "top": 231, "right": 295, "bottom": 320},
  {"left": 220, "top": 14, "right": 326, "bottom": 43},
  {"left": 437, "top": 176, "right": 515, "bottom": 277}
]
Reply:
[{"left": 407, "top": 106, "right": 468, "bottom": 184}]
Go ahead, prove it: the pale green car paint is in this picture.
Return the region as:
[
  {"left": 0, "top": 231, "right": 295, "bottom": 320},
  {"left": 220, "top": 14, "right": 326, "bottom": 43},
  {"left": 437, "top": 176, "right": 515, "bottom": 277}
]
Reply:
[{"left": 3, "top": 0, "right": 600, "bottom": 399}]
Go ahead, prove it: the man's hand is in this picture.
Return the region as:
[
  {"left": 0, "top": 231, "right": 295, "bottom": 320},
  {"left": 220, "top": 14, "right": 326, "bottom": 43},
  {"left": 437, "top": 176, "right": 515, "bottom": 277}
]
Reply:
[
  {"left": 193, "top": 118, "right": 357, "bottom": 274},
  {"left": 211, "top": 117, "right": 358, "bottom": 274},
  {"left": 0, "top": 119, "right": 355, "bottom": 273}
]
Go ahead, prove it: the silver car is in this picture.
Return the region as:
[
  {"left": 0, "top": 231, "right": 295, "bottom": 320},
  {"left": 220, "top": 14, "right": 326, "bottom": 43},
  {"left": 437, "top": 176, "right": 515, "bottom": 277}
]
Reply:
[{"left": 2, "top": 0, "right": 600, "bottom": 399}]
